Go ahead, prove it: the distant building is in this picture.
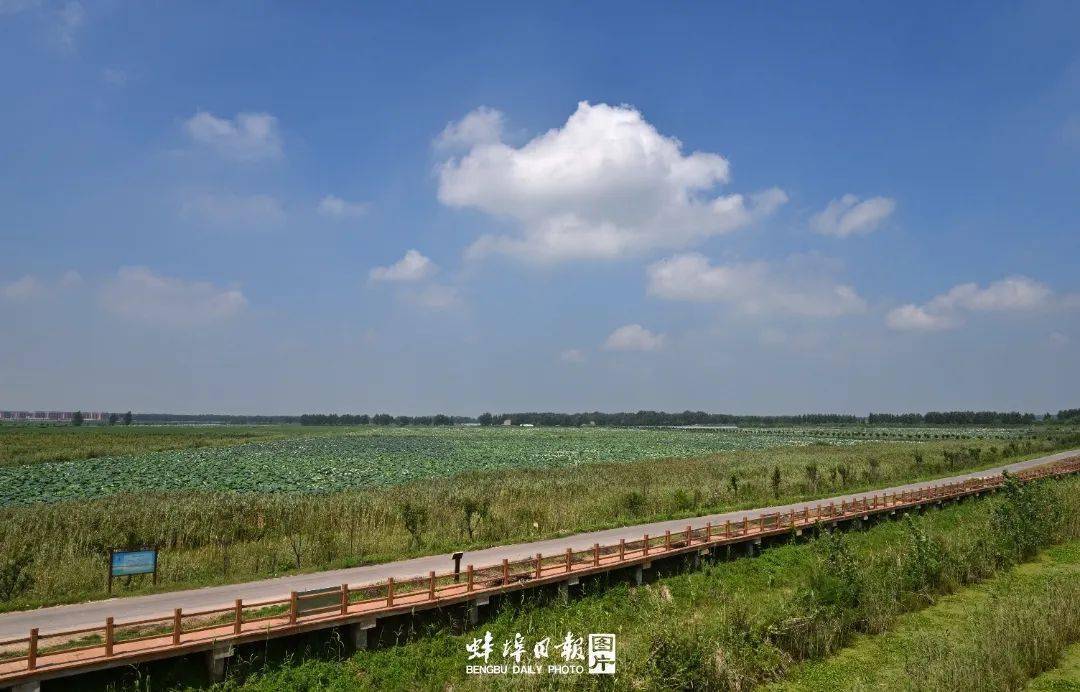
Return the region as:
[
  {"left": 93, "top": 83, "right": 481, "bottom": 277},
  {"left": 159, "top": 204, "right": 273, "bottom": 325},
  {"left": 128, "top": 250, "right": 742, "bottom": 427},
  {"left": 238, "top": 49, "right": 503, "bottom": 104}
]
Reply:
[
  {"left": 520, "top": 423, "right": 534, "bottom": 427},
  {"left": 502, "top": 419, "right": 512, "bottom": 426},
  {"left": 0, "top": 410, "right": 109, "bottom": 422}
]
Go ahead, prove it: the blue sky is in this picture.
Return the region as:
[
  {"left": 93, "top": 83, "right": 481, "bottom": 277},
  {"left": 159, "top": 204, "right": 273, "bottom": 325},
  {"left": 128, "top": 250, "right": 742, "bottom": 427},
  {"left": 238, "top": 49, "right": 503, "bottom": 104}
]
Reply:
[{"left": 1, "top": 1, "right": 1078, "bottom": 415}]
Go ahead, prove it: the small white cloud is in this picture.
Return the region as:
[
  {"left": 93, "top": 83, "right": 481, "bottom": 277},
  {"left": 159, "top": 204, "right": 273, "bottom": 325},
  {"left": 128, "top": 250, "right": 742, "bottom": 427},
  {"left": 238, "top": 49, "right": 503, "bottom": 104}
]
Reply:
[
  {"left": 182, "top": 192, "right": 285, "bottom": 229},
  {"left": 102, "top": 68, "right": 127, "bottom": 87},
  {"left": 54, "top": 1, "right": 83, "bottom": 50},
  {"left": 646, "top": 253, "right": 866, "bottom": 318},
  {"left": 439, "top": 101, "right": 786, "bottom": 263},
  {"left": 435, "top": 106, "right": 505, "bottom": 150},
  {"left": 406, "top": 284, "right": 462, "bottom": 309},
  {"left": 183, "top": 110, "right": 282, "bottom": 162},
  {"left": 887, "top": 276, "right": 1056, "bottom": 331},
  {"left": 1, "top": 275, "right": 42, "bottom": 301},
  {"left": 317, "top": 195, "right": 368, "bottom": 219},
  {"left": 59, "top": 270, "right": 83, "bottom": 287},
  {"left": 929, "top": 276, "right": 1052, "bottom": 312},
  {"left": 885, "top": 304, "right": 957, "bottom": 331},
  {"left": 603, "top": 324, "right": 666, "bottom": 352},
  {"left": 1063, "top": 115, "right": 1080, "bottom": 146},
  {"left": 0, "top": 0, "right": 41, "bottom": 15},
  {"left": 100, "top": 267, "right": 246, "bottom": 328},
  {"left": 559, "top": 348, "right": 586, "bottom": 364},
  {"left": 811, "top": 194, "right": 896, "bottom": 238},
  {"left": 369, "top": 250, "right": 437, "bottom": 283}
]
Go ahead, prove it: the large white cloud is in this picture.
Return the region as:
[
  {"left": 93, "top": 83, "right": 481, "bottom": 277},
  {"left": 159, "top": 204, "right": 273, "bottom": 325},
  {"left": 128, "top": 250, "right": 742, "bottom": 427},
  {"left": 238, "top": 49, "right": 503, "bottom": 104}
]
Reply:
[
  {"left": 603, "top": 324, "right": 666, "bottom": 351},
  {"left": 369, "top": 250, "right": 437, "bottom": 282},
  {"left": 183, "top": 110, "right": 282, "bottom": 162},
  {"left": 811, "top": 194, "right": 896, "bottom": 237},
  {"left": 887, "top": 276, "right": 1055, "bottom": 331},
  {"left": 646, "top": 253, "right": 866, "bottom": 318},
  {"left": 438, "top": 102, "right": 787, "bottom": 263},
  {"left": 100, "top": 267, "right": 246, "bottom": 328}
]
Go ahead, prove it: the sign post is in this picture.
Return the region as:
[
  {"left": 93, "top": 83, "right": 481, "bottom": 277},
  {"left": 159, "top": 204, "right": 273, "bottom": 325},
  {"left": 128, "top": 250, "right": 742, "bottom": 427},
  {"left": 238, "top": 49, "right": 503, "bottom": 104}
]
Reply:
[{"left": 108, "top": 548, "right": 158, "bottom": 595}]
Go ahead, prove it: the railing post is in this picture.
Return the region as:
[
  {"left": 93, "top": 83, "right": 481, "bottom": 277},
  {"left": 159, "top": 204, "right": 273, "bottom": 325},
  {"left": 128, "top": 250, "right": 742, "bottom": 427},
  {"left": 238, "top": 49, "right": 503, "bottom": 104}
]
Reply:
[
  {"left": 172, "top": 608, "right": 181, "bottom": 645},
  {"left": 593, "top": 543, "right": 600, "bottom": 566},
  {"left": 685, "top": 525, "right": 692, "bottom": 545},
  {"left": 27, "top": 628, "right": 37, "bottom": 671},
  {"left": 743, "top": 516, "right": 748, "bottom": 534},
  {"left": 387, "top": 578, "right": 395, "bottom": 607},
  {"left": 535, "top": 553, "right": 542, "bottom": 579},
  {"left": 342, "top": 583, "right": 350, "bottom": 614},
  {"left": 619, "top": 539, "right": 626, "bottom": 561},
  {"left": 467, "top": 565, "right": 474, "bottom": 592},
  {"left": 234, "top": 598, "right": 242, "bottom": 634},
  {"left": 665, "top": 530, "right": 671, "bottom": 550},
  {"left": 789, "top": 509, "right": 795, "bottom": 527},
  {"left": 502, "top": 559, "right": 510, "bottom": 584},
  {"left": 565, "top": 548, "right": 572, "bottom": 572},
  {"left": 105, "top": 617, "right": 114, "bottom": 657},
  {"left": 289, "top": 591, "right": 298, "bottom": 624},
  {"left": 428, "top": 572, "right": 436, "bottom": 600},
  {"left": 725, "top": 520, "right": 731, "bottom": 537},
  {"left": 644, "top": 534, "right": 649, "bottom": 556}
]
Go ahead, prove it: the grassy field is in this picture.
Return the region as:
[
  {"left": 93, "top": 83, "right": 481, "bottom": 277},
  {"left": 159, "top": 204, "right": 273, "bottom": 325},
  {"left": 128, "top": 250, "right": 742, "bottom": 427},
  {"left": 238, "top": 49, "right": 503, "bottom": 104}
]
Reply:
[
  {"left": 0, "top": 424, "right": 311, "bottom": 468},
  {"left": 180, "top": 472, "right": 1080, "bottom": 691},
  {"left": 0, "top": 425, "right": 1058, "bottom": 505},
  {"left": 1, "top": 427, "right": 1074, "bottom": 611},
  {"left": 776, "top": 542, "right": 1080, "bottom": 690},
  {"left": 1028, "top": 642, "right": 1080, "bottom": 690}
]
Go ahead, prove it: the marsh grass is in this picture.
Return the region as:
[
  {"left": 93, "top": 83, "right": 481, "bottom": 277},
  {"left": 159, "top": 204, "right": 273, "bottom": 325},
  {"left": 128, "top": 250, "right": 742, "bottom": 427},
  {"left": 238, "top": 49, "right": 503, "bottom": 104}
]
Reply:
[
  {"left": 778, "top": 542, "right": 1080, "bottom": 691},
  {"left": 201, "top": 474, "right": 1080, "bottom": 691},
  {"left": 1, "top": 435, "right": 1070, "bottom": 611}
]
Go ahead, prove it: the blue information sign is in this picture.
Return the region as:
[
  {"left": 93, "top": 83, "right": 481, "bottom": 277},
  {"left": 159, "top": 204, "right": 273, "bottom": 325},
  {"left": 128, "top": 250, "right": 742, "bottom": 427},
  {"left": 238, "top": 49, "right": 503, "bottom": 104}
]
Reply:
[{"left": 111, "top": 549, "right": 157, "bottom": 577}]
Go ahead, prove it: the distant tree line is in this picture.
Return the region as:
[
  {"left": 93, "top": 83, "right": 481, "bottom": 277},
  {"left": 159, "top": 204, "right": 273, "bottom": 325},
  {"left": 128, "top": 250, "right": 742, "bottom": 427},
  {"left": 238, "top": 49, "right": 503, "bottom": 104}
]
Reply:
[
  {"left": 134, "top": 413, "right": 301, "bottom": 424},
  {"left": 300, "top": 414, "right": 470, "bottom": 426},
  {"left": 1058, "top": 408, "right": 1080, "bottom": 423},
  {"left": 868, "top": 411, "right": 1038, "bottom": 425},
  {"left": 476, "top": 411, "right": 861, "bottom": 427}
]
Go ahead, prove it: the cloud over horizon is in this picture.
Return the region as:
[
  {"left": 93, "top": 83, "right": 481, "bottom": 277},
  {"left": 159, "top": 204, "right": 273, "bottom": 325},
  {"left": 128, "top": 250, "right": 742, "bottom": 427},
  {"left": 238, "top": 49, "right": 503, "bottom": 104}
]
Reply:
[
  {"left": 887, "top": 276, "right": 1057, "bottom": 331},
  {"left": 647, "top": 253, "right": 866, "bottom": 318},
  {"left": 99, "top": 267, "right": 247, "bottom": 328}
]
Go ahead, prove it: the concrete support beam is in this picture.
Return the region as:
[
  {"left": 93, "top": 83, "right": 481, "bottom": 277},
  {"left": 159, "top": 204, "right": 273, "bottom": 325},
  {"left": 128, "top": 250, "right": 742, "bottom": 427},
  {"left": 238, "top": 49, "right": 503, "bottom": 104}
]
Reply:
[
  {"left": 467, "top": 596, "right": 490, "bottom": 625},
  {"left": 633, "top": 566, "right": 643, "bottom": 586},
  {"left": 349, "top": 618, "right": 377, "bottom": 650},
  {"left": 11, "top": 681, "right": 41, "bottom": 692},
  {"left": 205, "top": 642, "right": 234, "bottom": 683}
]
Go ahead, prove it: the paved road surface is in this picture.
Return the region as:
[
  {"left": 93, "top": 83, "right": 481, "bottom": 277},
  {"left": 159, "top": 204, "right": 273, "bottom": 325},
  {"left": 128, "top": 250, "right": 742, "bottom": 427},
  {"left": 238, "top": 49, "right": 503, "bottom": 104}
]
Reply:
[{"left": 1, "top": 448, "right": 1076, "bottom": 638}]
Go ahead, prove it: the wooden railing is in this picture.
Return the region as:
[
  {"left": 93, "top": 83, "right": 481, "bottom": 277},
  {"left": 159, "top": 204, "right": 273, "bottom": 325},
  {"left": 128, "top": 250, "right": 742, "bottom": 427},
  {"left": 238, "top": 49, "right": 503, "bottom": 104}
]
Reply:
[{"left": 1, "top": 457, "right": 1077, "bottom": 684}]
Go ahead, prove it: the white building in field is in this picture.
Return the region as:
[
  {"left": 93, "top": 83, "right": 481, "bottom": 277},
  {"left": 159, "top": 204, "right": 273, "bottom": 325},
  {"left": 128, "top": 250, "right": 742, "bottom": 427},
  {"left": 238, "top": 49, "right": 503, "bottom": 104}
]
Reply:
[{"left": 0, "top": 410, "right": 109, "bottom": 422}]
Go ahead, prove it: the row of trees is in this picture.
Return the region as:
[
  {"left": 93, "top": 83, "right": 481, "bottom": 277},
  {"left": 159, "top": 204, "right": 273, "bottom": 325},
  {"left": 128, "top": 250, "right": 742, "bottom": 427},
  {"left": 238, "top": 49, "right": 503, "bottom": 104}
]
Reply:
[
  {"left": 1058, "top": 409, "right": 1080, "bottom": 423},
  {"left": 71, "top": 411, "right": 132, "bottom": 426},
  {"left": 868, "top": 411, "right": 1039, "bottom": 425},
  {"left": 299, "top": 414, "right": 468, "bottom": 426},
  {"left": 477, "top": 411, "right": 863, "bottom": 427}
]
